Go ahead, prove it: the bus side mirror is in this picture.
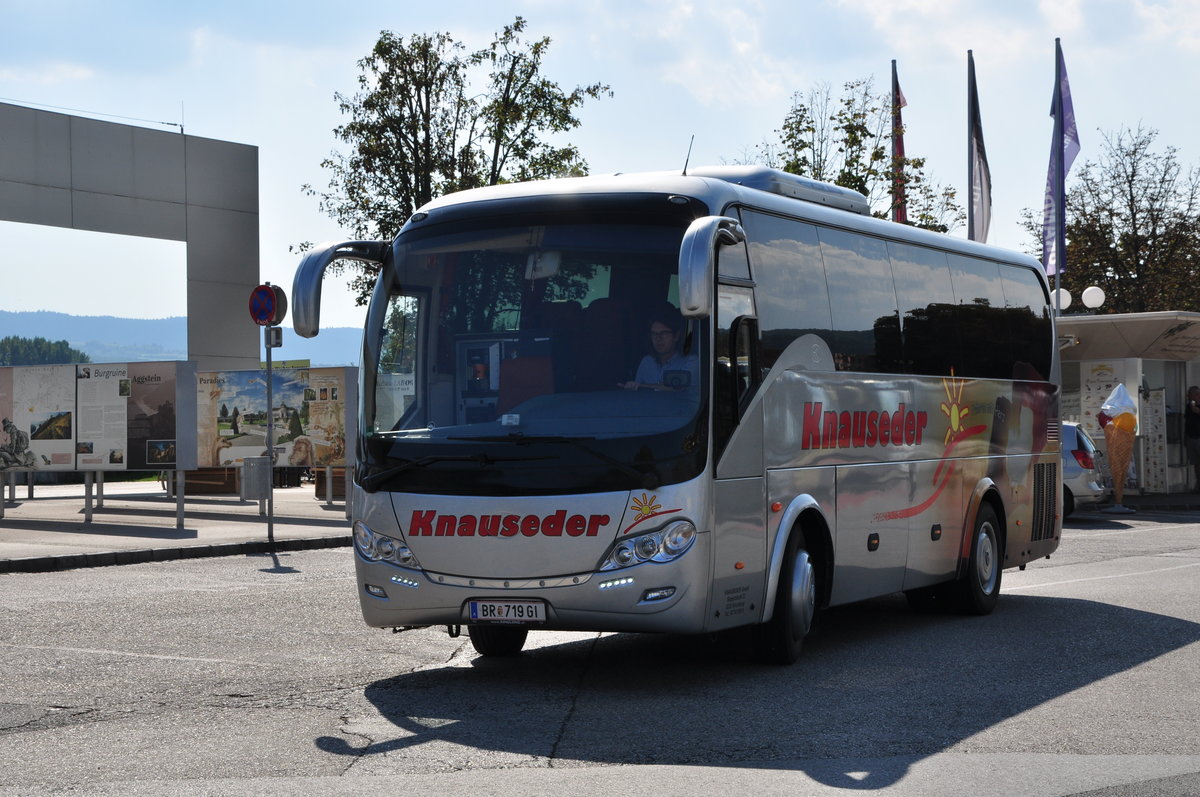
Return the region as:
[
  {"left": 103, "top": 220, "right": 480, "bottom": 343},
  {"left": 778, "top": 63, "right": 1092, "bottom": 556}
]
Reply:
[
  {"left": 292, "top": 240, "right": 389, "bottom": 338},
  {"left": 678, "top": 216, "right": 745, "bottom": 319}
]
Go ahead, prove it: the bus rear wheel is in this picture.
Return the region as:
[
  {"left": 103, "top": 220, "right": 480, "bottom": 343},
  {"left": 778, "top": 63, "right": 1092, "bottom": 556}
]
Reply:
[
  {"left": 952, "top": 503, "right": 1002, "bottom": 615},
  {"left": 467, "top": 624, "right": 528, "bottom": 657},
  {"left": 755, "top": 533, "right": 816, "bottom": 665}
]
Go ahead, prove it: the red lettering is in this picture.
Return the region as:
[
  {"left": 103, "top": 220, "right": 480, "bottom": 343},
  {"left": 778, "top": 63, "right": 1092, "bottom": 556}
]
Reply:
[
  {"left": 802, "top": 402, "right": 823, "bottom": 449},
  {"left": 409, "top": 510, "right": 435, "bottom": 536},
  {"left": 566, "top": 514, "right": 587, "bottom": 536},
  {"left": 586, "top": 514, "right": 609, "bottom": 536},
  {"left": 851, "top": 411, "right": 867, "bottom": 447},
  {"left": 521, "top": 515, "right": 540, "bottom": 536},
  {"left": 435, "top": 515, "right": 456, "bottom": 536},
  {"left": 456, "top": 515, "right": 476, "bottom": 536},
  {"left": 916, "top": 411, "right": 927, "bottom": 444},
  {"left": 541, "top": 510, "right": 565, "bottom": 536},
  {"left": 822, "top": 410, "right": 838, "bottom": 448},
  {"left": 838, "top": 411, "right": 852, "bottom": 448},
  {"left": 866, "top": 411, "right": 878, "bottom": 446},
  {"left": 879, "top": 411, "right": 890, "bottom": 445},
  {"left": 501, "top": 515, "right": 520, "bottom": 537},
  {"left": 892, "top": 406, "right": 905, "bottom": 447}
]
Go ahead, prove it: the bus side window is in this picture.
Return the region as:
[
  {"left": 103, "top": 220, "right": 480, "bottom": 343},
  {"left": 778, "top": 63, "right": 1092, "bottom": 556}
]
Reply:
[
  {"left": 948, "top": 254, "right": 1012, "bottom": 379},
  {"left": 715, "top": 284, "right": 756, "bottom": 460},
  {"left": 739, "top": 210, "right": 833, "bottom": 373},
  {"left": 999, "top": 265, "right": 1053, "bottom": 380},
  {"left": 889, "top": 240, "right": 959, "bottom": 377},
  {"left": 818, "top": 227, "right": 901, "bottom": 373}
]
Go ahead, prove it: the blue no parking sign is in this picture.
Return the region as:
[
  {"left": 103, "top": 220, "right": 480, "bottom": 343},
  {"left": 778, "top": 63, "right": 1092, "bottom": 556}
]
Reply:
[{"left": 249, "top": 284, "right": 287, "bottom": 326}]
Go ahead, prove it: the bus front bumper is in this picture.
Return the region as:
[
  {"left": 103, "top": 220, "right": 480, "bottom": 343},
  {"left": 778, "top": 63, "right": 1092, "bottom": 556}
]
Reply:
[{"left": 354, "top": 532, "right": 713, "bottom": 634}]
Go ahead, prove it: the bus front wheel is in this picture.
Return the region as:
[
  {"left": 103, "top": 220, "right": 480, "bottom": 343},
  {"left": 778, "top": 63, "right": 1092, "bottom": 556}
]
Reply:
[
  {"left": 467, "top": 624, "right": 528, "bottom": 657},
  {"left": 953, "top": 503, "right": 1003, "bottom": 615},
  {"left": 755, "top": 533, "right": 816, "bottom": 665}
]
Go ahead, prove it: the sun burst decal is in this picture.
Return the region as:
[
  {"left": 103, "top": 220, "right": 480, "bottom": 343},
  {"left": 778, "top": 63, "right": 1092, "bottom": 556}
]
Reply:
[
  {"left": 940, "top": 372, "right": 969, "bottom": 445},
  {"left": 623, "top": 493, "right": 682, "bottom": 534},
  {"left": 631, "top": 493, "right": 662, "bottom": 518}
]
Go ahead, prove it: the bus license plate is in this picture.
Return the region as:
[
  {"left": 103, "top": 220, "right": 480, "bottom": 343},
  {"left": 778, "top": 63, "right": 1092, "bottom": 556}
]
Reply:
[{"left": 467, "top": 599, "right": 545, "bottom": 624}]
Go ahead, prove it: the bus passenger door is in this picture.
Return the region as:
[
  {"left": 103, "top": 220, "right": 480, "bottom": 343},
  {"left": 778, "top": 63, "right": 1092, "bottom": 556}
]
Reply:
[
  {"left": 830, "top": 463, "right": 910, "bottom": 605},
  {"left": 710, "top": 282, "right": 767, "bottom": 630}
]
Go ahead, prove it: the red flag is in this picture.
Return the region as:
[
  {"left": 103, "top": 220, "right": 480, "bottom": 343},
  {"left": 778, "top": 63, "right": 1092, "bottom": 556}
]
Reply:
[{"left": 891, "top": 60, "right": 908, "bottom": 224}]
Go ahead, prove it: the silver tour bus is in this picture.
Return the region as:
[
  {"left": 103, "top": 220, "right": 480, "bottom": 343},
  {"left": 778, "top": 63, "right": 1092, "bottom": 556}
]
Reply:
[{"left": 293, "top": 166, "right": 1061, "bottom": 664}]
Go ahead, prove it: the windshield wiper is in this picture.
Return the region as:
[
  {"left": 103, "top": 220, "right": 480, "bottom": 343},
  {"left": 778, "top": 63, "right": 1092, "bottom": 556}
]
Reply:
[
  {"left": 448, "top": 433, "right": 660, "bottom": 489},
  {"left": 361, "top": 452, "right": 552, "bottom": 492}
]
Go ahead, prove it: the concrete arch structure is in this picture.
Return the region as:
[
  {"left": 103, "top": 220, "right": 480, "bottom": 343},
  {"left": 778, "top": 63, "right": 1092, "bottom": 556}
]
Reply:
[{"left": 0, "top": 101, "right": 259, "bottom": 369}]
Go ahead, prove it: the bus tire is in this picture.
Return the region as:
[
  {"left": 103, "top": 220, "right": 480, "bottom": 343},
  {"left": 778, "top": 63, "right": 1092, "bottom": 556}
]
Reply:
[
  {"left": 467, "top": 625, "right": 528, "bottom": 657},
  {"left": 755, "top": 532, "right": 817, "bottom": 665},
  {"left": 953, "top": 502, "right": 1003, "bottom": 615}
]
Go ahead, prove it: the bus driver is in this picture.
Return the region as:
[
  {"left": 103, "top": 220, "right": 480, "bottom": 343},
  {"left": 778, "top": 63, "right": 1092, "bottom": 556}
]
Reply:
[{"left": 620, "top": 311, "right": 699, "bottom": 390}]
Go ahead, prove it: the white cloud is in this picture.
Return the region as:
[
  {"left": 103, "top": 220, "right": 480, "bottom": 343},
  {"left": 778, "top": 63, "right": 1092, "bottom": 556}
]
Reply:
[{"left": 0, "top": 62, "right": 94, "bottom": 86}]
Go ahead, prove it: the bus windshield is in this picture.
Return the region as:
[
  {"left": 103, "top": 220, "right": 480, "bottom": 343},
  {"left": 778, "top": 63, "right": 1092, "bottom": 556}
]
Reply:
[{"left": 363, "top": 210, "right": 708, "bottom": 496}]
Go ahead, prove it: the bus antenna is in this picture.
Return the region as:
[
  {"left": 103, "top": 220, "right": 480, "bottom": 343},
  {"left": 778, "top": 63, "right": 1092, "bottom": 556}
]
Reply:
[{"left": 682, "top": 135, "right": 695, "bottom": 176}]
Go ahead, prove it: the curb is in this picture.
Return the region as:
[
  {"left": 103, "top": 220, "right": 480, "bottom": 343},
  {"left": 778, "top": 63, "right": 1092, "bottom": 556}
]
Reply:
[{"left": 0, "top": 536, "right": 352, "bottom": 575}]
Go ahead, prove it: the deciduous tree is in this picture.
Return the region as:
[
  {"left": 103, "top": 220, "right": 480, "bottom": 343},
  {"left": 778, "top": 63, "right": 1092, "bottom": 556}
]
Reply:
[
  {"left": 1052, "top": 126, "right": 1200, "bottom": 313},
  {"left": 0, "top": 336, "right": 90, "bottom": 366},
  {"left": 304, "top": 17, "right": 611, "bottom": 303},
  {"left": 746, "top": 78, "right": 964, "bottom": 232}
]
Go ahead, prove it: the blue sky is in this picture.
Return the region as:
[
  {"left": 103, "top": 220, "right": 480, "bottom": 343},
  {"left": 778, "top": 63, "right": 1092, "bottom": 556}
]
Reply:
[{"left": 3, "top": 0, "right": 1199, "bottom": 330}]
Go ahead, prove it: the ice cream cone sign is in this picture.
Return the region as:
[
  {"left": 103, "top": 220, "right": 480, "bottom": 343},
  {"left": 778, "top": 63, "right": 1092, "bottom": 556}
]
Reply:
[{"left": 1099, "top": 384, "right": 1138, "bottom": 513}]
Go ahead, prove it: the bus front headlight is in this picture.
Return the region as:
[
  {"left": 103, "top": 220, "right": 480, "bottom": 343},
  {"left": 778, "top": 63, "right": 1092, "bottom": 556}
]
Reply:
[
  {"left": 599, "top": 520, "right": 698, "bottom": 571},
  {"left": 353, "top": 521, "right": 420, "bottom": 569}
]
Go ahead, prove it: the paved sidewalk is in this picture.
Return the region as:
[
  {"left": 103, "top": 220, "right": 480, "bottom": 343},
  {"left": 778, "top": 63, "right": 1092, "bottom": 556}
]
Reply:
[{"left": 0, "top": 480, "right": 351, "bottom": 573}]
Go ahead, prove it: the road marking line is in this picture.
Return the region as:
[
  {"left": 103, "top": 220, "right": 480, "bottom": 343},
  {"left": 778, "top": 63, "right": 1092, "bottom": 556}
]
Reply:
[
  {"left": 1068, "top": 524, "right": 1197, "bottom": 537},
  {"left": 1006, "top": 560, "right": 1200, "bottom": 592},
  {"left": 0, "top": 642, "right": 259, "bottom": 666}
]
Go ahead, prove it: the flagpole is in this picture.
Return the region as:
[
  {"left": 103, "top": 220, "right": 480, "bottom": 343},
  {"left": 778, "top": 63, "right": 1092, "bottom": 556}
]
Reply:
[
  {"left": 967, "top": 50, "right": 975, "bottom": 240},
  {"left": 1053, "top": 37, "right": 1066, "bottom": 314}
]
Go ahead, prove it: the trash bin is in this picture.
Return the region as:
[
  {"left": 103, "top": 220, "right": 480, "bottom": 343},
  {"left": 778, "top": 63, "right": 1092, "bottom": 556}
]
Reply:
[{"left": 242, "top": 456, "right": 272, "bottom": 501}]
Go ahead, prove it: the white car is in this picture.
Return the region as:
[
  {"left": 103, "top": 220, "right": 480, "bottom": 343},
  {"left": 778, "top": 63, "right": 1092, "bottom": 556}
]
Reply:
[{"left": 1062, "top": 421, "right": 1109, "bottom": 517}]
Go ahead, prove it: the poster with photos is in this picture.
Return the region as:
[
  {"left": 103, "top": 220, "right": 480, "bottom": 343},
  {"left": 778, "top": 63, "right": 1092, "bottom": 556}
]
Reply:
[
  {"left": 0, "top": 365, "right": 75, "bottom": 472},
  {"left": 196, "top": 367, "right": 354, "bottom": 468}
]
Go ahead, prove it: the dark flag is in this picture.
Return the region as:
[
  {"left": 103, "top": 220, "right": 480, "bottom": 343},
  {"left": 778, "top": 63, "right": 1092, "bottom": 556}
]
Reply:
[
  {"left": 891, "top": 59, "right": 908, "bottom": 224},
  {"left": 1042, "top": 38, "right": 1080, "bottom": 276},
  {"left": 967, "top": 50, "right": 991, "bottom": 242}
]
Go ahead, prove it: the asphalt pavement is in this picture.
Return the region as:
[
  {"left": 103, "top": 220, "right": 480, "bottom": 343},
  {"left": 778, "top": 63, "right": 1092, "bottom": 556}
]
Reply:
[{"left": 0, "top": 478, "right": 352, "bottom": 573}]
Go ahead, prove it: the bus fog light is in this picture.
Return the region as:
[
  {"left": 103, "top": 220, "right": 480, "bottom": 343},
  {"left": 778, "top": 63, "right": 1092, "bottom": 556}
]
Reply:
[
  {"left": 641, "top": 587, "right": 676, "bottom": 602},
  {"left": 365, "top": 583, "right": 388, "bottom": 598}
]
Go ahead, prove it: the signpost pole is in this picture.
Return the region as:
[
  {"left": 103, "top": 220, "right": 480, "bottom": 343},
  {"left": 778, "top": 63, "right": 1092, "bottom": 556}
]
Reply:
[
  {"left": 264, "top": 307, "right": 275, "bottom": 550},
  {"left": 250, "top": 281, "right": 287, "bottom": 550}
]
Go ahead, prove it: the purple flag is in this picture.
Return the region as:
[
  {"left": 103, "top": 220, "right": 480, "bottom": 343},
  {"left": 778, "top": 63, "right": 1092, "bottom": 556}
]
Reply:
[
  {"left": 1042, "top": 39, "right": 1080, "bottom": 276},
  {"left": 967, "top": 51, "right": 991, "bottom": 243},
  {"left": 891, "top": 60, "right": 908, "bottom": 224}
]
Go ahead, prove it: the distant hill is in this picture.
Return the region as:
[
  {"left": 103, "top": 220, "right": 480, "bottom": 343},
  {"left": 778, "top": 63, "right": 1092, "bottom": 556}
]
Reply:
[{"left": 0, "top": 310, "right": 361, "bottom": 367}]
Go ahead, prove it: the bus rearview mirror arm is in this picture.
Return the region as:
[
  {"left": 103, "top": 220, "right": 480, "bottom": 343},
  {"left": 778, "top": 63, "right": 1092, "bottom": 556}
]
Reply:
[
  {"left": 679, "top": 216, "right": 745, "bottom": 319},
  {"left": 292, "top": 240, "right": 389, "bottom": 338}
]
